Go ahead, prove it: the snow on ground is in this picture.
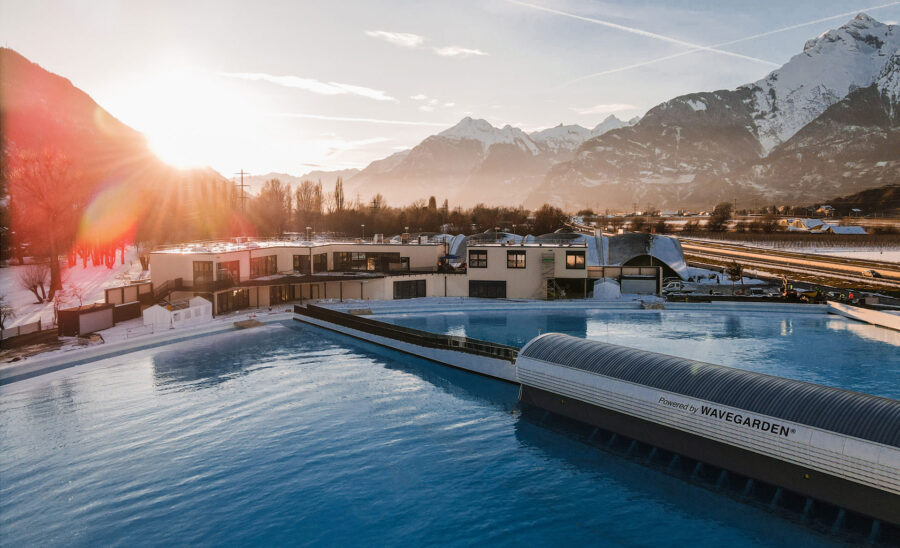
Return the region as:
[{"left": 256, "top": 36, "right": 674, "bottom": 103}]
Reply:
[
  {"left": 805, "top": 249, "right": 900, "bottom": 263},
  {"left": 687, "top": 237, "right": 899, "bottom": 262},
  {"left": 0, "top": 247, "right": 146, "bottom": 329},
  {"left": 686, "top": 266, "right": 766, "bottom": 286}
]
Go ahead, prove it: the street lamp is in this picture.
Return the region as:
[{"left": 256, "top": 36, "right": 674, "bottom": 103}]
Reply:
[
  {"left": 306, "top": 226, "right": 311, "bottom": 241},
  {"left": 512, "top": 224, "right": 516, "bottom": 235},
  {"left": 361, "top": 224, "right": 366, "bottom": 240}
]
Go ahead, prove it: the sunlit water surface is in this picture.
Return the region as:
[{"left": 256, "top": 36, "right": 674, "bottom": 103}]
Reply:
[
  {"left": 379, "top": 308, "right": 900, "bottom": 399},
  {"left": 2, "top": 309, "right": 895, "bottom": 546}
]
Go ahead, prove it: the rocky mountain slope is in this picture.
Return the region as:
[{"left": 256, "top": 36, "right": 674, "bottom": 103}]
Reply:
[
  {"left": 347, "top": 115, "right": 636, "bottom": 206},
  {"left": 347, "top": 14, "right": 898, "bottom": 210},
  {"left": 1, "top": 47, "right": 239, "bottom": 244},
  {"left": 529, "top": 13, "right": 899, "bottom": 210}
]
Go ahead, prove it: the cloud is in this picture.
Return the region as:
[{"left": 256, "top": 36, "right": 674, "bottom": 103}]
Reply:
[
  {"left": 572, "top": 103, "right": 638, "bottom": 115},
  {"left": 222, "top": 72, "right": 396, "bottom": 101},
  {"left": 365, "top": 30, "right": 425, "bottom": 48},
  {"left": 410, "top": 94, "right": 428, "bottom": 100},
  {"left": 419, "top": 105, "right": 435, "bottom": 112},
  {"left": 506, "top": 0, "right": 777, "bottom": 67},
  {"left": 325, "top": 137, "right": 392, "bottom": 156},
  {"left": 273, "top": 112, "right": 451, "bottom": 127},
  {"left": 443, "top": 102, "right": 456, "bottom": 108},
  {"left": 434, "top": 46, "right": 489, "bottom": 57},
  {"left": 365, "top": 29, "right": 487, "bottom": 59},
  {"left": 558, "top": 1, "right": 900, "bottom": 87}
]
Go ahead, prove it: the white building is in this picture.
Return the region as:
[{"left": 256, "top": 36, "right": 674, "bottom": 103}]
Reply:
[
  {"left": 146, "top": 232, "right": 689, "bottom": 312},
  {"left": 142, "top": 296, "right": 213, "bottom": 330}
]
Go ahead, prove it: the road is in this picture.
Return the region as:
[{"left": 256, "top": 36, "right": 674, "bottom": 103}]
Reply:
[
  {"left": 564, "top": 221, "right": 900, "bottom": 291},
  {"left": 679, "top": 239, "right": 900, "bottom": 290}
]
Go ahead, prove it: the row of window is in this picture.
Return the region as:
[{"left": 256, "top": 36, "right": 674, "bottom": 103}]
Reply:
[
  {"left": 199, "top": 251, "right": 416, "bottom": 283},
  {"left": 468, "top": 250, "right": 585, "bottom": 269},
  {"left": 333, "top": 251, "right": 407, "bottom": 273},
  {"left": 392, "top": 279, "right": 509, "bottom": 299}
]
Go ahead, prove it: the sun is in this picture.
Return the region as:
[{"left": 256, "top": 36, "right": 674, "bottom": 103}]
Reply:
[{"left": 124, "top": 69, "right": 254, "bottom": 170}]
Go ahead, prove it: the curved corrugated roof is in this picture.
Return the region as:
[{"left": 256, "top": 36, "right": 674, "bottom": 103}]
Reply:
[{"left": 519, "top": 333, "right": 900, "bottom": 447}]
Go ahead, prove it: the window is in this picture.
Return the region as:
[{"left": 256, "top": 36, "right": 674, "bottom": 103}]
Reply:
[
  {"left": 216, "top": 288, "right": 249, "bottom": 315},
  {"left": 566, "top": 251, "right": 585, "bottom": 269},
  {"left": 469, "top": 250, "right": 488, "bottom": 268},
  {"left": 334, "top": 251, "right": 402, "bottom": 272},
  {"left": 469, "top": 280, "right": 506, "bottom": 298},
  {"left": 506, "top": 250, "right": 526, "bottom": 269},
  {"left": 193, "top": 261, "right": 213, "bottom": 284},
  {"left": 313, "top": 253, "right": 328, "bottom": 273},
  {"left": 393, "top": 279, "right": 426, "bottom": 299},
  {"left": 216, "top": 261, "right": 239, "bottom": 284},
  {"left": 293, "top": 255, "right": 311, "bottom": 274},
  {"left": 250, "top": 255, "right": 277, "bottom": 278}
]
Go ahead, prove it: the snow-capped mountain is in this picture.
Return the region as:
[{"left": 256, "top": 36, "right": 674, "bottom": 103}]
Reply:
[
  {"left": 529, "top": 13, "right": 900, "bottom": 210},
  {"left": 438, "top": 117, "right": 540, "bottom": 155},
  {"left": 746, "top": 13, "right": 899, "bottom": 152},
  {"left": 349, "top": 14, "right": 897, "bottom": 210},
  {"left": 529, "top": 115, "right": 637, "bottom": 154},
  {"left": 349, "top": 116, "right": 634, "bottom": 205}
]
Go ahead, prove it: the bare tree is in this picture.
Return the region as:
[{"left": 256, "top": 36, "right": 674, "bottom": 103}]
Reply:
[
  {"left": 18, "top": 263, "right": 50, "bottom": 303},
  {"left": 0, "top": 296, "right": 15, "bottom": 330},
  {"left": 6, "top": 150, "right": 86, "bottom": 299}
]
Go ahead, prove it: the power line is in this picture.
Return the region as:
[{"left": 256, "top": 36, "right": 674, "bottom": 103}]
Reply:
[{"left": 234, "top": 169, "right": 250, "bottom": 214}]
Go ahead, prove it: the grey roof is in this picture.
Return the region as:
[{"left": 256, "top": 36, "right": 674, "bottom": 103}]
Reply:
[{"left": 519, "top": 334, "right": 900, "bottom": 448}]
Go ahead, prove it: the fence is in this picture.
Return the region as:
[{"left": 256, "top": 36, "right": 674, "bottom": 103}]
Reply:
[
  {"left": 295, "top": 304, "right": 519, "bottom": 363},
  {"left": 1, "top": 320, "right": 42, "bottom": 340}
]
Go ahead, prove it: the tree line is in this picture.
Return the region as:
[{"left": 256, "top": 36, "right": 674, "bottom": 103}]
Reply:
[{"left": 247, "top": 177, "right": 569, "bottom": 238}]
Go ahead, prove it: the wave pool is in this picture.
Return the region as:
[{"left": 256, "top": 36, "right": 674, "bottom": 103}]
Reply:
[{"left": 2, "top": 309, "right": 895, "bottom": 545}]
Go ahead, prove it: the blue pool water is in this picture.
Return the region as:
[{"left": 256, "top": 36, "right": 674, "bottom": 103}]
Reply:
[
  {"left": 0, "top": 311, "right": 894, "bottom": 546},
  {"left": 378, "top": 308, "right": 900, "bottom": 399}
]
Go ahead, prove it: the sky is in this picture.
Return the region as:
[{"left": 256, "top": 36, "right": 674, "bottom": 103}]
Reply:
[{"left": 2, "top": 0, "right": 899, "bottom": 178}]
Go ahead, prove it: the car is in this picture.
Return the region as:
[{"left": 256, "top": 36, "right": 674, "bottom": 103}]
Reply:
[{"left": 862, "top": 270, "right": 883, "bottom": 278}]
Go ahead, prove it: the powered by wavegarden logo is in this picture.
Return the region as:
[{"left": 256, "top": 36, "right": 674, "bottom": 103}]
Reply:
[
  {"left": 657, "top": 396, "right": 793, "bottom": 438},
  {"left": 699, "top": 405, "right": 792, "bottom": 438}
]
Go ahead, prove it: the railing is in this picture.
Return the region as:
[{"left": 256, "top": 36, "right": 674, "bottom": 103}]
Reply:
[
  {"left": 295, "top": 304, "right": 519, "bottom": 363},
  {"left": 153, "top": 278, "right": 183, "bottom": 299},
  {"left": 153, "top": 235, "right": 448, "bottom": 253},
  {"left": 1, "top": 320, "right": 42, "bottom": 340},
  {"left": 588, "top": 266, "right": 662, "bottom": 279}
]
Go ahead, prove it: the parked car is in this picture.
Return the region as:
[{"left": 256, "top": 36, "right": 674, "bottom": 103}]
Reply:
[
  {"left": 862, "top": 270, "right": 883, "bottom": 278},
  {"left": 662, "top": 280, "right": 699, "bottom": 294}
]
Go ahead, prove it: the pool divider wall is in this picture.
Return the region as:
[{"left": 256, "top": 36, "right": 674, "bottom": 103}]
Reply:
[
  {"left": 292, "top": 305, "right": 518, "bottom": 382},
  {"left": 515, "top": 335, "right": 900, "bottom": 526}
]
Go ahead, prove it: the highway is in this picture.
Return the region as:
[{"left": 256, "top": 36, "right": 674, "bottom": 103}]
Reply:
[{"left": 679, "top": 239, "right": 900, "bottom": 291}]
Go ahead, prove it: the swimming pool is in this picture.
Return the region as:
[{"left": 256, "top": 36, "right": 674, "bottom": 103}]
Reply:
[
  {"left": 377, "top": 308, "right": 900, "bottom": 399},
  {"left": 0, "top": 318, "right": 860, "bottom": 546}
]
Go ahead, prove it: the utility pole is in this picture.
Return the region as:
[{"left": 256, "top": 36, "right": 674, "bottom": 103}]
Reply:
[{"left": 234, "top": 169, "right": 250, "bottom": 214}]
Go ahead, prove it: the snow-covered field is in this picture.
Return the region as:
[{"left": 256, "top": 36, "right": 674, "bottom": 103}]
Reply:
[
  {"left": 805, "top": 249, "right": 900, "bottom": 263},
  {"left": 0, "top": 247, "right": 146, "bottom": 329},
  {"left": 685, "top": 237, "right": 899, "bottom": 263}
]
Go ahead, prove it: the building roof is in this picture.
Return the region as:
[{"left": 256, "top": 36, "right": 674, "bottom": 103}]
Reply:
[
  {"left": 519, "top": 333, "right": 900, "bottom": 447},
  {"left": 823, "top": 224, "right": 867, "bottom": 234}
]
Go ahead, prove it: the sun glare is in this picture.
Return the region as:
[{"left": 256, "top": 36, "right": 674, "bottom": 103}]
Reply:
[{"left": 126, "top": 69, "right": 256, "bottom": 170}]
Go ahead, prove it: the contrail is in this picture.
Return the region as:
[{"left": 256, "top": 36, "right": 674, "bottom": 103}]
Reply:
[
  {"left": 506, "top": 0, "right": 779, "bottom": 67},
  {"left": 560, "top": 1, "right": 900, "bottom": 87},
  {"left": 272, "top": 112, "right": 452, "bottom": 127}
]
